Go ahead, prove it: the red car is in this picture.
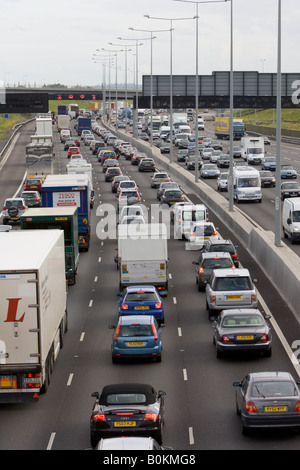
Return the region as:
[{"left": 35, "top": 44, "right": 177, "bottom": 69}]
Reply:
[
  {"left": 24, "top": 178, "right": 42, "bottom": 193},
  {"left": 68, "top": 146, "right": 80, "bottom": 158}
]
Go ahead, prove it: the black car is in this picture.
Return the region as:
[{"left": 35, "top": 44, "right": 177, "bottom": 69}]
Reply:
[
  {"left": 233, "top": 372, "right": 300, "bottom": 435},
  {"left": 160, "top": 189, "right": 184, "bottom": 206},
  {"left": 90, "top": 383, "right": 166, "bottom": 447},
  {"left": 212, "top": 308, "right": 272, "bottom": 358},
  {"left": 19, "top": 191, "right": 42, "bottom": 207},
  {"left": 105, "top": 167, "right": 122, "bottom": 182},
  {"left": 217, "top": 154, "right": 230, "bottom": 168},
  {"left": 281, "top": 181, "right": 300, "bottom": 200},
  {"left": 186, "top": 155, "right": 202, "bottom": 170},
  {"left": 177, "top": 149, "right": 188, "bottom": 162},
  {"left": 64, "top": 140, "right": 76, "bottom": 151},
  {"left": 93, "top": 141, "right": 106, "bottom": 154},
  {"left": 259, "top": 170, "right": 276, "bottom": 188},
  {"left": 157, "top": 182, "right": 180, "bottom": 200},
  {"left": 201, "top": 239, "right": 239, "bottom": 267},
  {"left": 138, "top": 158, "right": 155, "bottom": 172}
]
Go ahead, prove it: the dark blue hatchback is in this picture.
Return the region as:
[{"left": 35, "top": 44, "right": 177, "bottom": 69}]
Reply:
[{"left": 118, "top": 285, "right": 165, "bottom": 323}]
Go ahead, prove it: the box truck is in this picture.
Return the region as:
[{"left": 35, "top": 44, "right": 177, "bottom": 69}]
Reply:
[
  {"left": 77, "top": 116, "right": 91, "bottom": 136},
  {"left": 66, "top": 161, "right": 95, "bottom": 209},
  {"left": 41, "top": 174, "right": 91, "bottom": 251},
  {"left": 116, "top": 223, "right": 169, "bottom": 296},
  {"left": 57, "top": 114, "right": 70, "bottom": 132},
  {"left": 214, "top": 117, "right": 245, "bottom": 139},
  {"left": 241, "top": 137, "right": 265, "bottom": 164},
  {"left": 0, "top": 230, "right": 67, "bottom": 403},
  {"left": 21, "top": 207, "right": 79, "bottom": 285},
  {"left": 36, "top": 115, "right": 53, "bottom": 137}
]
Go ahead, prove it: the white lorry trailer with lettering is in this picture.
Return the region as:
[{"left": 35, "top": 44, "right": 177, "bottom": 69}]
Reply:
[{"left": 0, "top": 230, "right": 67, "bottom": 403}]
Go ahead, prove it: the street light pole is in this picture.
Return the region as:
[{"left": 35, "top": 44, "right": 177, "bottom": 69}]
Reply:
[
  {"left": 145, "top": 15, "right": 194, "bottom": 164},
  {"left": 275, "top": 0, "right": 282, "bottom": 247},
  {"left": 110, "top": 43, "right": 133, "bottom": 130}
]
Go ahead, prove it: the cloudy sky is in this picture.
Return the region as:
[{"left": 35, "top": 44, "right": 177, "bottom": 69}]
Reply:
[{"left": 2, "top": 0, "right": 299, "bottom": 87}]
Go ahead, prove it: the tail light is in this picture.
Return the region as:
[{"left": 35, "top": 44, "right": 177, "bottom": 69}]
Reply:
[
  {"left": 252, "top": 294, "right": 257, "bottom": 303},
  {"left": 212, "top": 231, "right": 217, "bottom": 236},
  {"left": 222, "top": 335, "right": 231, "bottom": 343},
  {"left": 199, "top": 267, "right": 204, "bottom": 273},
  {"left": 294, "top": 401, "right": 300, "bottom": 412},
  {"left": 92, "top": 414, "right": 106, "bottom": 422},
  {"left": 259, "top": 334, "right": 268, "bottom": 342},
  {"left": 25, "top": 372, "right": 41, "bottom": 389},
  {"left": 211, "top": 295, "right": 216, "bottom": 304},
  {"left": 3, "top": 206, "right": 6, "bottom": 210},
  {"left": 246, "top": 402, "right": 258, "bottom": 413},
  {"left": 231, "top": 253, "right": 238, "bottom": 259},
  {"left": 35, "top": 198, "right": 40, "bottom": 202},
  {"left": 121, "top": 303, "right": 128, "bottom": 310},
  {"left": 155, "top": 301, "right": 162, "bottom": 309},
  {"left": 151, "top": 323, "right": 158, "bottom": 341},
  {"left": 22, "top": 206, "right": 26, "bottom": 210},
  {"left": 145, "top": 413, "right": 158, "bottom": 421},
  {"left": 114, "top": 324, "right": 120, "bottom": 341}
]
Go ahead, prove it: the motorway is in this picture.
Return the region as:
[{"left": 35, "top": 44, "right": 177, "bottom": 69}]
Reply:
[{"left": 0, "top": 118, "right": 300, "bottom": 451}]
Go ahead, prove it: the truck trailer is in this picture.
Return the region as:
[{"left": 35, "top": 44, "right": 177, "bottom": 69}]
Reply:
[
  {"left": 21, "top": 207, "right": 79, "bottom": 285},
  {"left": 214, "top": 117, "right": 245, "bottom": 139},
  {"left": 41, "top": 174, "right": 91, "bottom": 251},
  {"left": 117, "top": 223, "right": 169, "bottom": 296},
  {"left": 0, "top": 230, "right": 68, "bottom": 403}
]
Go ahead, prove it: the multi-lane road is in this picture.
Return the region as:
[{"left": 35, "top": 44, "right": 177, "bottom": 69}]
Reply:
[{"left": 0, "top": 117, "right": 300, "bottom": 451}]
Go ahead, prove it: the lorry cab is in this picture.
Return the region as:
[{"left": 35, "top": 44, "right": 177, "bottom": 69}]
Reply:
[
  {"left": 173, "top": 203, "right": 208, "bottom": 239},
  {"left": 282, "top": 197, "right": 300, "bottom": 243}
]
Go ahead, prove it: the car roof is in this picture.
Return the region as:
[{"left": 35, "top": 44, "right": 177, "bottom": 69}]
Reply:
[
  {"left": 207, "top": 239, "right": 232, "bottom": 245},
  {"left": 97, "top": 437, "right": 156, "bottom": 450},
  {"left": 118, "top": 315, "right": 155, "bottom": 325},
  {"left": 249, "top": 371, "right": 294, "bottom": 381},
  {"left": 221, "top": 308, "right": 262, "bottom": 316},
  {"left": 99, "top": 383, "right": 156, "bottom": 404},
  {"left": 201, "top": 252, "right": 232, "bottom": 259},
  {"left": 125, "top": 285, "right": 156, "bottom": 293},
  {"left": 212, "top": 268, "right": 250, "bottom": 277}
]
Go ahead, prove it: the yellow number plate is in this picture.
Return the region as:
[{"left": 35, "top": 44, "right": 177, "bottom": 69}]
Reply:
[
  {"left": 265, "top": 406, "right": 287, "bottom": 412},
  {"left": 114, "top": 421, "right": 136, "bottom": 427},
  {"left": 227, "top": 295, "right": 241, "bottom": 300},
  {"left": 237, "top": 335, "right": 254, "bottom": 340},
  {"left": 134, "top": 306, "right": 149, "bottom": 310},
  {"left": 128, "top": 342, "right": 145, "bottom": 346}
]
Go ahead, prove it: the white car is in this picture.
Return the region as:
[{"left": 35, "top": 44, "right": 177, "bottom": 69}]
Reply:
[
  {"left": 186, "top": 222, "right": 219, "bottom": 245},
  {"left": 217, "top": 173, "right": 229, "bottom": 192},
  {"left": 2, "top": 198, "right": 27, "bottom": 225},
  {"left": 202, "top": 147, "right": 214, "bottom": 160}
]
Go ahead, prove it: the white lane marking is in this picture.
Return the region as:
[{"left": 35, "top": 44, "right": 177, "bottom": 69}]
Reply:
[
  {"left": 173, "top": 297, "right": 177, "bottom": 304},
  {"left": 178, "top": 327, "right": 182, "bottom": 337},
  {"left": 46, "top": 432, "right": 56, "bottom": 450},
  {"left": 80, "top": 332, "right": 85, "bottom": 342},
  {"left": 89, "top": 300, "right": 93, "bottom": 307},
  {"left": 183, "top": 368, "right": 188, "bottom": 381},
  {"left": 189, "top": 427, "right": 195, "bottom": 445},
  {"left": 67, "top": 373, "right": 74, "bottom": 387}
]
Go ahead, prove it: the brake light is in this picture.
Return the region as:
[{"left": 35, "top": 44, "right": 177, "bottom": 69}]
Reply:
[
  {"left": 190, "top": 232, "right": 195, "bottom": 236},
  {"left": 231, "top": 253, "right": 237, "bottom": 259},
  {"left": 211, "top": 295, "right": 216, "bottom": 304},
  {"left": 145, "top": 413, "right": 158, "bottom": 421},
  {"left": 294, "top": 401, "right": 300, "bottom": 412},
  {"left": 22, "top": 206, "right": 26, "bottom": 210},
  {"left": 199, "top": 267, "right": 204, "bottom": 273},
  {"left": 212, "top": 231, "right": 217, "bottom": 236},
  {"left": 25, "top": 372, "right": 41, "bottom": 389},
  {"left": 252, "top": 294, "right": 257, "bottom": 303},
  {"left": 222, "top": 335, "right": 231, "bottom": 343},
  {"left": 246, "top": 402, "right": 258, "bottom": 413},
  {"left": 114, "top": 324, "right": 120, "bottom": 341},
  {"left": 121, "top": 303, "right": 128, "bottom": 310},
  {"left": 3, "top": 206, "right": 6, "bottom": 210},
  {"left": 151, "top": 323, "right": 158, "bottom": 341},
  {"left": 35, "top": 198, "right": 40, "bottom": 201},
  {"left": 259, "top": 334, "right": 268, "bottom": 342},
  {"left": 155, "top": 301, "right": 162, "bottom": 309},
  {"left": 93, "top": 414, "right": 106, "bottom": 422}
]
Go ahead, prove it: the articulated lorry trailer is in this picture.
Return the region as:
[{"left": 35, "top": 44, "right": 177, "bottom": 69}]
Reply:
[{"left": 0, "top": 230, "right": 68, "bottom": 403}]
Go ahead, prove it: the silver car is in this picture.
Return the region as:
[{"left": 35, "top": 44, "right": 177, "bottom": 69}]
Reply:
[
  {"left": 200, "top": 163, "right": 220, "bottom": 179},
  {"left": 217, "top": 173, "right": 228, "bottom": 191},
  {"left": 205, "top": 268, "right": 258, "bottom": 316},
  {"left": 2, "top": 198, "right": 27, "bottom": 224}
]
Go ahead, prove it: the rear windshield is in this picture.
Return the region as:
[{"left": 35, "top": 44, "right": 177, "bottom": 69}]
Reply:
[
  {"left": 212, "top": 276, "right": 252, "bottom": 291},
  {"left": 125, "top": 292, "right": 157, "bottom": 302},
  {"left": 222, "top": 314, "right": 264, "bottom": 328},
  {"left": 251, "top": 382, "right": 297, "bottom": 398},
  {"left": 6, "top": 200, "right": 23, "bottom": 208},
  {"left": 183, "top": 210, "right": 206, "bottom": 222},
  {"left": 194, "top": 225, "right": 214, "bottom": 236},
  {"left": 208, "top": 244, "right": 234, "bottom": 254},
  {"left": 106, "top": 393, "right": 147, "bottom": 405},
  {"left": 202, "top": 258, "right": 233, "bottom": 269},
  {"left": 119, "top": 325, "right": 153, "bottom": 337},
  {"left": 120, "top": 191, "right": 138, "bottom": 197}
]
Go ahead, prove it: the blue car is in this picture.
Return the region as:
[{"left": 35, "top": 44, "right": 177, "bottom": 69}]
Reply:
[
  {"left": 261, "top": 156, "right": 276, "bottom": 170},
  {"left": 200, "top": 163, "right": 220, "bottom": 179},
  {"left": 118, "top": 285, "right": 165, "bottom": 323},
  {"left": 281, "top": 165, "right": 297, "bottom": 179},
  {"left": 111, "top": 315, "right": 162, "bottom": 363}
]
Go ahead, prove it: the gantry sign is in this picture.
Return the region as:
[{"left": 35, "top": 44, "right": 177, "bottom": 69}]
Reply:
[
  {"left": 136, "top": 71, "right": 300, "bottom": 109},
  {"left": 0, "top": 92, "right": 49, "bottom": 113}
]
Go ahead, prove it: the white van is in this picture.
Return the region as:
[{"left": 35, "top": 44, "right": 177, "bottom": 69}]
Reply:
[
  {"left": 178, "top": 124, "right": 191, "bottom": 136},
  {"left": 173, "top": 203, "right": 208, "bottom": 239},
  {"left": 233, "top": 167, "right": 262, "bottom": 203},
  {"left": 282, "top": 197, "right": 300, "bottom": 243}
]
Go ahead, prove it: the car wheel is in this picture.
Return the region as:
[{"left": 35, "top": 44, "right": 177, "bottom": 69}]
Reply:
[
  {"left": 241, "top": 422, "right": 250, "bottom": 436},
  {"left": 155, "top": 354, "right": 162, "bottom": 363},
  {"left": 264, "top": 348, "right": 272, "bottom": 357}
]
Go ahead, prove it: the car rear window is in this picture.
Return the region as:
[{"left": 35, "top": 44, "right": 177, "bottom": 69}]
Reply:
[
  {"left": 6, "top": 200, "right": 23, "bottom": 208},
  {"left": 251, "top": 382, "right": 297, "bottom": 398},
  {"left": 194, "top": 225, "right": 214, "bottom": 236},
  {"left": 222, "top": 314, "right": 264, "bottom": 328},
  {"left": 125, "top": 292, "right": 157, "bottom": 302},
  {"left": 213, "top": 276, "right": 252, "bottom": 291},
  {"left": 208, "top": 244, "right": 234, "bottom": 254},
  {"left": 202, "top": 258, "right": 232, "bottom": 269},
  {"left": 106, "top": 393, "right": 147, "bottom": 405},
  {"left": 119, "top": 325, "right": 153, "bottom": 337}
]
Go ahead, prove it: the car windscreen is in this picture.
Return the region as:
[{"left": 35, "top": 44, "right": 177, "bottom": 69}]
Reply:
[
  {"left": 202, "top": 258, "right": 233, "bottom": 269},
  {"left": 6, "top": 200, "right": 23, "bottom": 208},
  {"left": 212, "top": 276, "right": 252, "bottom": 291},
  {"left": 208, "top": 244, "right": 234, "bottom": 254},
  {"left": 105, "top": 393, "right": 147, "bottom": 405},
  {"left": 292, "top": 210, "right": 300, "bottom": 222},
  {"left": 237, "top": 178, "right": 260, "bottom": 188},
  {"left": 119, "top": 325, "right": 153, "bottom": 337}
]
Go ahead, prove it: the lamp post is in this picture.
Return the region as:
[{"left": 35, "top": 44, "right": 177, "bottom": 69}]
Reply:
[
  {"left": 93, "top": 54, "right": 115, "bottom": 119},
  {"left": 109, "top": 43, "right": 133, "bottom": 130},
  {"left": 172, "top": 0, "right": 228, "bottom": 179},
  {"left": 145, "top": 14, "right": 195, "bottom": 163},
  {"left": 129, "top": 27, "right": 169, "bottom": 147},
  {"left": 275, "top": 0, "right": 281, "bottom": 247},
  {"left": 118, "top": 36, "right": 152, "bottom": 138}
]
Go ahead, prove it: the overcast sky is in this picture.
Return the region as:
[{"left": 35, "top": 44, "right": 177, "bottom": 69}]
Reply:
[{"left": 2, "top": 0, "right": 299, "bottom": 87}]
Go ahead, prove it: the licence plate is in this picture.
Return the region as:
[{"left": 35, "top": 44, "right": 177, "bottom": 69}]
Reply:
[
  {"left": 128, "top": 342, "right": 145, "bottom": 346},
  {"left": 236, "top": 335, "right": 254, "bottom": 340},
  {"left": 114, "top": 421, "right": 136, "bottom": 427},
  {"left": 265, "top": 406, "right": 287, "bottom": 412},
  {"left": 227, "top": 295, "right": 241, "bottom": 300},
  {"left": 134, "top": 306, "right": 149, "bottom": 310}
]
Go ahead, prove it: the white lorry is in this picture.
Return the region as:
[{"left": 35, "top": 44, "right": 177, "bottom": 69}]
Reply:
[
  {"left": 241, "top": 137, "right": 264, "bottom": 164},
  {"left": 173, "top": 203, "right": 209, "bottom": 239},
  {"left": 117, "top": 223, "right": 169, "bottom": 296},
  {"left": 233, "top": 166, "right": 262, "bottom": 203},
  {"left": 36, "top": 114, "right": 53, "bottom": 137},
  {"left": 282, "top": 197, "right": 300, "bottom": 243},
  {"left": 66, "top": 161, "right": 95, "bottom": 208},
  {"left": 0, "top": 230, "right": 67, "bottom": 403},
  {"left": 57, "top": 114, "right": 71, "bottom": 132}
]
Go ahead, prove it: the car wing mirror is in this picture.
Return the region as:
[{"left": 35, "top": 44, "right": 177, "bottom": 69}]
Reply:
[{"left": 233, "top": 382, "right": 242, "bottom": 387}]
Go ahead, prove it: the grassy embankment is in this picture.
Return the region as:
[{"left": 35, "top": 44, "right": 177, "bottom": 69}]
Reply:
[
  {"left": 0, "top": 114, "right": 32, "bottom": 140},
  {"left": 235, "top": 108, "right": 300, "bottom": 131}
]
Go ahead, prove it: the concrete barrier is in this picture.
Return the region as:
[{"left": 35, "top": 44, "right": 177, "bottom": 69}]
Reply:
[{"left": 108, "top": 124, "right": 300, "bottom": 322}]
